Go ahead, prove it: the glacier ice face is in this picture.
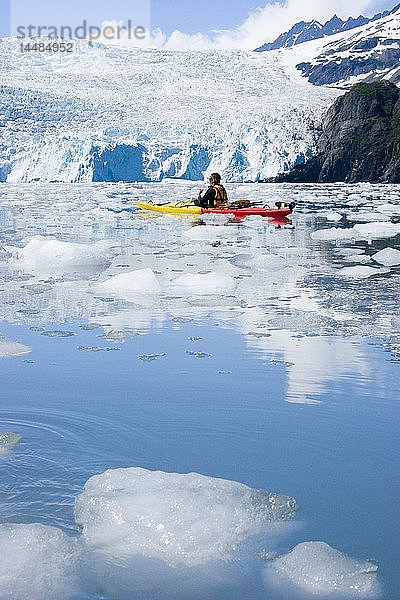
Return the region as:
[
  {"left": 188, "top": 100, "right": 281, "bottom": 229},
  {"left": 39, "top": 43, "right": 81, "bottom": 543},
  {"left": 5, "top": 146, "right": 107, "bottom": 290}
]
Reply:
[
  {"left": 0, "top": 38, "right": 337, "bottom": 183},
  {"left": 268, "top": 541, "right": 379, "bottom": 596},
  {"left": 75, "top": 467, "right": 297, "bottom": 568},
  {"left": 0, "top": 523, "right": 80, "bottom": 600}
]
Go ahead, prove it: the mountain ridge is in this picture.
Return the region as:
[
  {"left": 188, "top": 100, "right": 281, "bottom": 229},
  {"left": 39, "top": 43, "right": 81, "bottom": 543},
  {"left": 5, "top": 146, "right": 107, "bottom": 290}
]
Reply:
[{"left": 254, "top": 4, "right": 400, "bottom": 52}]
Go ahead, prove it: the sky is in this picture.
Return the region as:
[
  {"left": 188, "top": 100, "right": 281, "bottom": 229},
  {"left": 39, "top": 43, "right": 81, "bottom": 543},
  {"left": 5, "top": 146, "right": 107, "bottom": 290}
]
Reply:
[{"left": 1, "top": 0, "right": 398, "bottom": 47}]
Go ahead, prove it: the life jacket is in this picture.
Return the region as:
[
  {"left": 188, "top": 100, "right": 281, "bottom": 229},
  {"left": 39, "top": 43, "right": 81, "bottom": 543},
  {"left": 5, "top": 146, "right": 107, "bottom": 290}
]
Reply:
[{"left": 214, "top": 184, "right": 228, "bottom": 205}]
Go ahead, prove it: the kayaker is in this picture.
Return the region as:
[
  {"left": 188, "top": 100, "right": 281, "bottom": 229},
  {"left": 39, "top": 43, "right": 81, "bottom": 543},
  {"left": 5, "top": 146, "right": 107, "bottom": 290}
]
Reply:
[{"left": 196, "top": 173, "right": 228, "bottom": 208}]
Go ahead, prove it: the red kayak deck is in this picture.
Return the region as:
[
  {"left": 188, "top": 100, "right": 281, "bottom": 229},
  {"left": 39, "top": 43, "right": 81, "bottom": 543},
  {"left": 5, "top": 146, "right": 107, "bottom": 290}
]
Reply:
[{"left": 201, "top": 207, "right": 292, "bottom": 218}]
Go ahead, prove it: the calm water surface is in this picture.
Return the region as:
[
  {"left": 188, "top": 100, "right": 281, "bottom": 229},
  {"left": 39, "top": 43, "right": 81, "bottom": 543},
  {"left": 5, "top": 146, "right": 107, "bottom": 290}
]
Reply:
[{"left": 0, "top": 182, "right": 399, "bottom": 599}]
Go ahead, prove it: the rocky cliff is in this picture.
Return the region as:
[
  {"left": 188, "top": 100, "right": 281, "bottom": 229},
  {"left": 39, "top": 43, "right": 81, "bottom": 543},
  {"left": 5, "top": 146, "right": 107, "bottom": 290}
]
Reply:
[{"left": 272, "top": 81, "right": 400, "bottom": 183}]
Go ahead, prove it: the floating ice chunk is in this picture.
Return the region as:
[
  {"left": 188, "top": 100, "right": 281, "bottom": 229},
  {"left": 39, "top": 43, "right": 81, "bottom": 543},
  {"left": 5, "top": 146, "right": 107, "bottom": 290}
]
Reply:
[
  {"left": 310, "top": 228, "right": 361, "bottom": 242},
  {"left": 253, "top": 254, "right": 286, "bottom": 271},
  {"left": 173, "top": 272, "right": 236, "bottom": 295},
  {"left": 335, "top": 248, "right": 364, "bottom": 256},
  {"left": 138, "top": 353, "right": 166, "bottom": 361},
  {"left": 324, "top": 211, "right": 343, "bottom": 222},
  {"left": 269, "top": 541, "right": 379, "bottom": 596},
  {"left": 353, "top": 222, "right": 400, "bottom": 240},
  {"left": 338, "top": 266, "right": 382, "bottom": 279},
  {"left": 95, "top": 268, "right": 161, "bottom": 302},
  {"left": 0, "top": 432, "right": 21, "bottom": 455},
  {"left": 185, "top": 226, "right": 236, "bottom": 241},
  {"left": 342, "top": 254, "right": 372, "bottom": 264},
  {"left": 75, "top": 468, "right": 297, "bottom": 568},
  {"left": 13, "top": 236, "right": 111, "bottom": 274},
  {"left": 100, "top": 330, "right": 138, "bottom": 342},
  {"left": 277, "top": 247, "right": 311, "bottom": 258},
  {"left": 0, "top": 523, "right": 79, "bottom": 600},
  {"left": 376, "top": 203, "right": 400, "bottom": 215},
  {"left": 0, "top": 339, "right": 31, "bottom": 357},
  {"left": 372, "top": 247, "right": 400, "bottom": 266},
  {"left": 41, "top": 330, "right": 75, "bottom": 338},
  {"left": 346, "top": 212, "right": 390, "bottom": 222}
]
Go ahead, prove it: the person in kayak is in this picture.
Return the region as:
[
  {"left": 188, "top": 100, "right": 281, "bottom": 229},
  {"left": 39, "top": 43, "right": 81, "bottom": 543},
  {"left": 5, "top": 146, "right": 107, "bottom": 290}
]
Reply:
[{"left": 196, "top": 173, "right": 228, "bottom": 208}]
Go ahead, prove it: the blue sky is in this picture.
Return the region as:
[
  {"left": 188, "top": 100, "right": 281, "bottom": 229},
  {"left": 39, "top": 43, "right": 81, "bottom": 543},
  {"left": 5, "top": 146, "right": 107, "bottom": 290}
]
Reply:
[
  {"left": 1, "top": 0, "right": 398, "bottom": 40},
  {"left": 151, "top": 0, "right": 396, "bottom": 35}
]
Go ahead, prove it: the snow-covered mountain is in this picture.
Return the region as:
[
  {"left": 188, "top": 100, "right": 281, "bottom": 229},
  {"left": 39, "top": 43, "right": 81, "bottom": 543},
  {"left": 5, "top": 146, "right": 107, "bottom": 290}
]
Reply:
[
  {"left": 275, "top": 6, "right": 400, "bottom": 88},
  {"left": 254, "top": 4, "right": 400, "bottom": 52},
  {"left": 0, "top": 38, "right": 337, "bottom": 183},
  {"left": 295, "top": 7, "right": 400, "bottom": 87}
]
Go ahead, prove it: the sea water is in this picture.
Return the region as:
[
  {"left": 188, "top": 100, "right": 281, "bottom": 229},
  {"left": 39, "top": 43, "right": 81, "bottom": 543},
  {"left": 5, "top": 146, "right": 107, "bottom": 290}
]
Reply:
[{"left": 0, "top": 182, "right": 399, "bottom": 600}]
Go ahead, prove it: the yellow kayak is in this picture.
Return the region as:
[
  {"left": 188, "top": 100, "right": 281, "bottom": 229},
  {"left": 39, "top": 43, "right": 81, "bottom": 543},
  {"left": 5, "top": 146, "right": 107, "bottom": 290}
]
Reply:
[{"left": 135, "top": 201, "right": 202, "bottom": 215}]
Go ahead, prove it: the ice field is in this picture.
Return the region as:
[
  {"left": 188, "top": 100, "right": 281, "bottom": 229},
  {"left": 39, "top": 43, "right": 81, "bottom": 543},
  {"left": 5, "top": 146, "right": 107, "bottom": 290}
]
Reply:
[{"left": 0, "top": 181, "right": 399, "bottom": 599}]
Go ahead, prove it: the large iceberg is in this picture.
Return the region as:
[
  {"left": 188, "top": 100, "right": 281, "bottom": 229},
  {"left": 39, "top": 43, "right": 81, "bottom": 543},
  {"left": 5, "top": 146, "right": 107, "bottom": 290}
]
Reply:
[{"left": 75, "top": 467, "right": 297, "bottom": 568}]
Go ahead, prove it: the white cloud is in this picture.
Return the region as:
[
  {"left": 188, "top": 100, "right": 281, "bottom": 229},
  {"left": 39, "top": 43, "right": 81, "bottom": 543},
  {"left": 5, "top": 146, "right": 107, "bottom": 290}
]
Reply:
[{"left": 98, "top": 0, "right": 376, "bottom": 51}]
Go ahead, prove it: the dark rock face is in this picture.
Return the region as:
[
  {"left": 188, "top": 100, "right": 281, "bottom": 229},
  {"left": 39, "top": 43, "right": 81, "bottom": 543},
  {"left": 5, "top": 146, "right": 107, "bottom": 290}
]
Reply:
[{"left": 273, "top": 81, "right": 400, "bottom": 183}]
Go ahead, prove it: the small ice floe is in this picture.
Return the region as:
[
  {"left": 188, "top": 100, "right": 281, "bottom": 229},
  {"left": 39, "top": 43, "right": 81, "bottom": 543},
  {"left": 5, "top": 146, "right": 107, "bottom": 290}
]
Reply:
[
  {"left": 268, "top": 541, "right": 379, "bottom": 596},
  {"left": 170, "top": 316, "right": 194, "bottom": 323},
  {"left": 99, "top": 330, "right": 138, "bottom": 342},
  {"left": 353, "top": 222, "right": 400, "bottom": 240},
  {"left": 0, "top": 523, "right": 79, "bottom": 599},
  {"left": 138, "top": 353, "right": 166, "bottom": 361},
  {"left": 185, "top": 226, "right": 236, "bottom": 241},
  {"left": 95, "top": 268, "right": 161, "bottom": 302},
  {"left": 80, "top": 323, "right": 102, "bottom": 330},
  {"left": 345, "top": 212, "right": 390, "bottom": 222},
  {"left": 324, "top": 211, "right": 343, "bottom": 222},
  {"left": 0, "top": 432, "right": 21, "bottom": 455},
  {"left": 311, "top": 228, "right": 362, "bottom": 242},
  {"left": 173, "top": 272, "right": 236, "bottom": 295},
  {"left": 376, "top": 203, "right": 400, "bottom": 216},
  {"left": 186, "top": 350, "right": 212, "bottom": 358},
  {"left": 41, "top": 330, "right": 75, "bottom": 338},
  {"left": 372, "top": 247, "right": 400, "bottom": 266},
  {"left": 253, "top": 254, "right": 286, "bottom": 272},
  {"left": 0, "top": 338, "right": 31, "bottom": 357},
  {"left": 342, "top": 254, "right": 372, "bottom": 264},
  {"left": 78, "top": 346, "right": 120, "bottom": 352},
  {"left": 335, "top": 248, "right": 364, "bottom": 257},
  {"left": 338, "top": 266, "right": 385, "bottom": 279},
  {"left": 11, "top": 235, "right": 111, "bottom": 275}
]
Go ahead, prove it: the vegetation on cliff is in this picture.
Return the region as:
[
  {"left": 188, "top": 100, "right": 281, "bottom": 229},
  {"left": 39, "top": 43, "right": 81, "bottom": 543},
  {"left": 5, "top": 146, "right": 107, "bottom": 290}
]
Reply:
[{"left": 273, "top": 81, "right": 400, "bottom": 183}]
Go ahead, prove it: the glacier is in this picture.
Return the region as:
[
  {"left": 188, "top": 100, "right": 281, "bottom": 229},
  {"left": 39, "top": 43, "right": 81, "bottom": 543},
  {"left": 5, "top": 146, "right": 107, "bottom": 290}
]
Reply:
[{"left": 0, "top": 38, "right": 337, "bottom": 183}]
